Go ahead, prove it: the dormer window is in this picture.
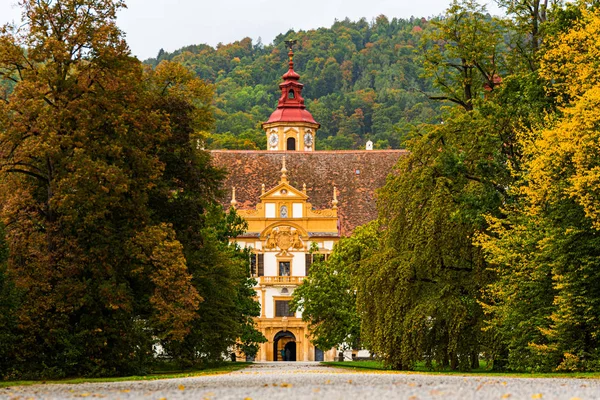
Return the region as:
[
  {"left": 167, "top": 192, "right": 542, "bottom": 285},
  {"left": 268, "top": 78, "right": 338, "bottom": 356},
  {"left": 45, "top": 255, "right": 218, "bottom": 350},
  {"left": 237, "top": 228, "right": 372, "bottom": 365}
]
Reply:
[{"left": 288, "top": 89, "right": 295, "bottom": 99}]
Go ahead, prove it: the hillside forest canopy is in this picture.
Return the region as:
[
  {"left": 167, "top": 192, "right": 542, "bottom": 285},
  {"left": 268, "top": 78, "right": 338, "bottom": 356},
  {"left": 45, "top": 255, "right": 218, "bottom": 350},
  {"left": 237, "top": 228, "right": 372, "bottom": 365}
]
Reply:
[{"left": 145, "top": 14, "right": 443, "bottom": 150}]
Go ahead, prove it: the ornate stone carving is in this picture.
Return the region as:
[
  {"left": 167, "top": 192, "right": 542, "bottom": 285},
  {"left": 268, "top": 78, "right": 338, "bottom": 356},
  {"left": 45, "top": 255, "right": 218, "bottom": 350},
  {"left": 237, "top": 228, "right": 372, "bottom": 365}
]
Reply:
[
  {"left": 264, "top": 226, "right": 304, "bottom": 251},
  {"left": 238, "top": 203, "right": 263, "bottom": 217},
  {"left": 307, "top": 209, "right": 336, "bottom": 217}
]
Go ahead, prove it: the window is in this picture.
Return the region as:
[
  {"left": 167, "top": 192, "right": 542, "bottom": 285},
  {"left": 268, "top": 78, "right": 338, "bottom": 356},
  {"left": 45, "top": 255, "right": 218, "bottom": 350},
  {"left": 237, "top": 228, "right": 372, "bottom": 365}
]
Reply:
[
  {"left": 280, "top": 205, "right": 288, "bottom": 218},
  {"left": 288, "top": 89, "right": 295, "bottom": 99},
  {"left": 305, "top": 254, "right": 312, "bottom": 276},
  {"left": 250, "top": 253, "right": 264, "bottom": 277},
  {"left": 275, "top": 300, "right": 295, "bottom": 317},
  {"left": 305, "top": 253, "right": 329, "bottom": 276},
  {"left": 250, "top": 253, "right": 257, "bottom": 276},
  {"left": 279, "top": 261, "right": 290, "bottom": 276},
  {"left": 286, "top": 137, "right": 296, "bottom": 151},
  {"left": 258, "top": 254, "right": 264, "bottom": 277}
]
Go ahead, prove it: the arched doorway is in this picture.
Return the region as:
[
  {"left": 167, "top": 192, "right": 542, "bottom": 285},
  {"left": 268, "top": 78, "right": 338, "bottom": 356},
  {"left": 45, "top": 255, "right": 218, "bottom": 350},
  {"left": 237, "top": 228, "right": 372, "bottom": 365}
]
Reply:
[
  {"left": 273, "top": 330, "right": 296, "bottom": 361},
  {"left": 286, "top": 137, "right": 296, "bottom": 151}
]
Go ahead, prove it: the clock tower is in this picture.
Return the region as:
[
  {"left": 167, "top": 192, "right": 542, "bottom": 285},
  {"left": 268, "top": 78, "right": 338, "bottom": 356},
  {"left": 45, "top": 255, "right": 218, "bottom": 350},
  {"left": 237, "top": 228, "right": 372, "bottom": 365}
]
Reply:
[{"left": 263, "top": 40, "right": 320, "bottom": 151}]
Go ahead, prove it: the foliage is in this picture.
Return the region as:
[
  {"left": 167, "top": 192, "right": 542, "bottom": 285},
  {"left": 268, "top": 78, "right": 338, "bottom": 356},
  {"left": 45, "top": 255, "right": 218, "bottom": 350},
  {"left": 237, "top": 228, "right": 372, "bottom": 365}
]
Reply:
[
  {"left": 307, "top": 0, "right": 552, "bottom": 372},
  {"left": 478, "top": 5, "right": 600, "bottom": 372},
  {"left": 291, "top": 224, "right": 378, "bottom": 351},
  {"left": 159, "top": 207, "right": 265, "bottom": 366},
  {"left": 145, "top": 17, "right": 443, "bottom": 150},
  {"left": 0, "top": 0, "right": 262, "bottom": 379},
  {"left": 420, "top": 0, "right": 505, "bottom": 111}
]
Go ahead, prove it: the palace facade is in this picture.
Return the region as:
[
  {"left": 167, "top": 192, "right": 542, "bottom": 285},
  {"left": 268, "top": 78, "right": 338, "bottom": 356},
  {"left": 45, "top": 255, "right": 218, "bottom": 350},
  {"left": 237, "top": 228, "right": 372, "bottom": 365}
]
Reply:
[{"left": 211, "top": 44, "right": 406, "bottom": 361}]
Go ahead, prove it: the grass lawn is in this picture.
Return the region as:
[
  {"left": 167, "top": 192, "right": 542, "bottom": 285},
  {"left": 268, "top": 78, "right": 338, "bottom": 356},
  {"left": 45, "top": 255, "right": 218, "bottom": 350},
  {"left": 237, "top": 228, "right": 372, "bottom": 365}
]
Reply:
[
  {"left": 322, "top": 360, "right": 600, "bottom": 379},
  {"left": 0, "top": 362, "right": 251, "bottom": 388}
]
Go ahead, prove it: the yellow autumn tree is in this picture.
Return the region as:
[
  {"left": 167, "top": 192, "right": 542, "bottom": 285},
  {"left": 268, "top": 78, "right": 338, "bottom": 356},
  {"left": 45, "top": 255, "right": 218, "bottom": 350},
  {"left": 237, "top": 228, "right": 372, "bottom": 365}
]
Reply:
[
  {"left": 480, "top": 6, "right": 600, "bottom": 372},
  {"left": 540, "top": 7, "right": 600, "bottom": 105}
]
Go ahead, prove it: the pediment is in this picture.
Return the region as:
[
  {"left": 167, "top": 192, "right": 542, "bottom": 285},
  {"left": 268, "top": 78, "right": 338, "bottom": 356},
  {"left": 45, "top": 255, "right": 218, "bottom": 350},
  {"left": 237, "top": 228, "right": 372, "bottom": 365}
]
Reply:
[{"left": 260, "top": 182, "right": 308, "bottom": 201}]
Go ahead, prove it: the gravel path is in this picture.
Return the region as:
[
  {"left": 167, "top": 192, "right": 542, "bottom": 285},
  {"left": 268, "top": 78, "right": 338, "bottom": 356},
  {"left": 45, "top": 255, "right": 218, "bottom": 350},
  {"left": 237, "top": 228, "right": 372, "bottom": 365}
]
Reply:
[{"left": 2, "top": 362, "right": 599, "bottom": 400}]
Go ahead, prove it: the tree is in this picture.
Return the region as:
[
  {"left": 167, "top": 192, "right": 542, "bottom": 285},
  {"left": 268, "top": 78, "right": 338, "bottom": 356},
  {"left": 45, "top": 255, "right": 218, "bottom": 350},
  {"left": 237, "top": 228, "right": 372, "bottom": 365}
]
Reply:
[
  {"left": 479, "top": 6, "right": 600, "bottom": 372},
  {"left": 0, "top": 221, "right": 21, "bottom": 378},
  {"left": 291, "top": 224, "right": 378, "bottom": 352},
  {"left": 0, "top": 0, "right": 221, "bottom": 377},
  {"left": 420, "top": 0, "right": 505, "bottom": 111},
  {"left": 162, "top": 207, "right": 266, "bottom": 366},
  {"left": 356, "top": 107, "right": 503, "bottom": 370}
]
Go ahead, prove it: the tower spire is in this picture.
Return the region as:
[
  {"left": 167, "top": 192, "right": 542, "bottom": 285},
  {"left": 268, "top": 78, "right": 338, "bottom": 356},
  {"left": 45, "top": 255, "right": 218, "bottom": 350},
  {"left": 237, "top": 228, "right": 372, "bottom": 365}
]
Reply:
[
  {"left": 263, "top": 39, "right": 320, "bottom": 151},
  {"left": 284, "top": 39, "right": 297, "bottom": 75}
]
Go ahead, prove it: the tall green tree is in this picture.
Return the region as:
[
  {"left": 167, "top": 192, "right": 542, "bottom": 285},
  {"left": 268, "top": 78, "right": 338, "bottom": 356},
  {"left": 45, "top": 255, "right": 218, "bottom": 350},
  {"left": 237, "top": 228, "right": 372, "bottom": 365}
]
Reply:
[
  {"left": 354, "top": 0, "right": 514, "bottom": 371},
  {"left": 291, "top": 223, "right": 378, "bottom": 352},
  {"left": 420, "top": 0, "right": 505, "bottom": 110}
]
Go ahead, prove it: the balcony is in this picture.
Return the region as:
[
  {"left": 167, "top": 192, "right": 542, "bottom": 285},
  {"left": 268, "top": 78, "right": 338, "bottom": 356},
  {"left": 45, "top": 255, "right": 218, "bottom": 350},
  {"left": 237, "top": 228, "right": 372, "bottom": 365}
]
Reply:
[{"left": 258, "top": 276, "right": 305, "bottom": 286}]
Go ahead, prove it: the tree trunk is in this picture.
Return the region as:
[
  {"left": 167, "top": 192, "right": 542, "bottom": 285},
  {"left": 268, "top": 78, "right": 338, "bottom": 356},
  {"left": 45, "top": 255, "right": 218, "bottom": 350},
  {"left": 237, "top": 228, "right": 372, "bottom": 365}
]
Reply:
[
  {"left": 450, "top": 352, "right": 458, "bottom": 370},
  {"left": 471, "top": 351, "right": 480, "bottom": 369}
]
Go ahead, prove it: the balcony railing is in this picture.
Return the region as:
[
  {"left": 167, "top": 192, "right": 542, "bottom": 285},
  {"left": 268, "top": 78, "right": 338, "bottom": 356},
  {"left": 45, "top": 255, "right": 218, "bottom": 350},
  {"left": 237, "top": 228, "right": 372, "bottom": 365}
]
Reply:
[{"left": 258, "top": 276, "right": 305, "bottom": 286}]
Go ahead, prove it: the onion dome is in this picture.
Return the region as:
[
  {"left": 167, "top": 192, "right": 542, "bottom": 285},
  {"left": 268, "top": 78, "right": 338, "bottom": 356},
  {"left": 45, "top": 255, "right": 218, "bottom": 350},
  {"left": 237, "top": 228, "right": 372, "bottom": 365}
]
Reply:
[{"left": 263, "top": 46, "right": 319, "bottom": 126}]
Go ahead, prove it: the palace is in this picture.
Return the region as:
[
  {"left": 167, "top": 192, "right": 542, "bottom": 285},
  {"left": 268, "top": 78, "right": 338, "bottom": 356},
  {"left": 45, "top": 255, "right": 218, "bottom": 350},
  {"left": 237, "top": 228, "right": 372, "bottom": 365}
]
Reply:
[{"left": 211, "top": 43, "right": 406, "bottom": 362}]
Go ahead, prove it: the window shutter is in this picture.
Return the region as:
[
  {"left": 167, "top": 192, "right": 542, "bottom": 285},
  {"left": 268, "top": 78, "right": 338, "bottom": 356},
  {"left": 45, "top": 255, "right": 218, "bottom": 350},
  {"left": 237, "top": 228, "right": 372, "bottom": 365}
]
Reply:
[
  {"left": 305, "top": 254, "right": 312, "bottom": 276},
  {"left": 250, "top": 253, "right": 257, "bottom": 276},
  {"left": 258, "top": 254, "right": 264, "bottom": 277}
]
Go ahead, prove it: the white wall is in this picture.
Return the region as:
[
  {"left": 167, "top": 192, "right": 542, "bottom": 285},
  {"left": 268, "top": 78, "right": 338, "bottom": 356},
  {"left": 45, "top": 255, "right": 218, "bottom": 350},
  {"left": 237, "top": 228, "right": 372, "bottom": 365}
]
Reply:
[{"left": 261, "top": 251, "right": 307, "bottom": 276}]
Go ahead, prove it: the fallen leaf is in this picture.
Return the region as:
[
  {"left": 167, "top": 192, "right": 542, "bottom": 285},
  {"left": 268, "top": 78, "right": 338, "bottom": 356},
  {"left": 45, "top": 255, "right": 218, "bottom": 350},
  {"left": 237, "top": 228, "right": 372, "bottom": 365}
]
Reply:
[
  {"left": 502, "top": 395, "right": 512, "bottom": 399},
  {"left": 348, "top": 379, "right": 353, "bottom": 383},
  {"left": 120, "top": 389, "right": 130, "bottom": 393},
  {"left": 244, "top": 398, "right": 252, "bottom": 400},
  {"left": 313, "top": 388, "right": 321, "bottom": 393},
  {"left": 178, "top": 385, "right": 185, "bottom": 391},
  {"left": 531, "top": 395, "right": 543, "bottom": 399},
  {"left": 280, "top": 383, "right": 292, "bottom": 388}
]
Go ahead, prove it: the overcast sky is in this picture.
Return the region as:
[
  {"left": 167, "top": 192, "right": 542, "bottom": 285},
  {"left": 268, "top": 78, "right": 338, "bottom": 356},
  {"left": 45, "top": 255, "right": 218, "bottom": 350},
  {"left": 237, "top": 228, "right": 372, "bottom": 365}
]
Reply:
[{"left": 0, "top": 0, "right": 504, "bottom": 61}]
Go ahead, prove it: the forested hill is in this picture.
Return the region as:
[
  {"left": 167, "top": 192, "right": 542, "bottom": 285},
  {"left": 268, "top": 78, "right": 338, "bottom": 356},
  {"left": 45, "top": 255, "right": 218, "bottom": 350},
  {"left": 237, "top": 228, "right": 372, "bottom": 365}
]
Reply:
[{"left": 144, "top": 16, "right": 444, "bottom": 150}]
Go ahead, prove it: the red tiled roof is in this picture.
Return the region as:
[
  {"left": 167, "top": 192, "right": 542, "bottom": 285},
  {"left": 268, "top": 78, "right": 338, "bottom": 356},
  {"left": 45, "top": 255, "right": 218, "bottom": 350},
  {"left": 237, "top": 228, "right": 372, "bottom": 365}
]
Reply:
[
  {"left": 265, "top": 107, "right": 318, "bottom": 124},
  {"left": 211, "top": 150, "right": 408, "bottom": 236}
]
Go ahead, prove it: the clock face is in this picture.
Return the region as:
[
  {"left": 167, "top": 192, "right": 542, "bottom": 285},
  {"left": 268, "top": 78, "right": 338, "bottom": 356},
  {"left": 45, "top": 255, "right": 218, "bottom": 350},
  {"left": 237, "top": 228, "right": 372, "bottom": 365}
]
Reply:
[
  {"left": 269, "top": 133, "right": 279, "bottom": 147},
  {"left": 304, "top": 133, "right": 313, "bottom": 147}
]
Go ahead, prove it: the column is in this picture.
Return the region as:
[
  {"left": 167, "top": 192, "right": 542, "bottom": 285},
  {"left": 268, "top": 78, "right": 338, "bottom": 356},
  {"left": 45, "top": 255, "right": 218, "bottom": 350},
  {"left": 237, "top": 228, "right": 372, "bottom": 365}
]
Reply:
[
  {"left": 261, "top": 287, "right": 266, "bottom": 317},
  {"left": 303, "top": 327, "right": 310, "bottom": 361}
]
